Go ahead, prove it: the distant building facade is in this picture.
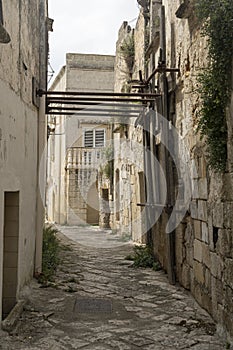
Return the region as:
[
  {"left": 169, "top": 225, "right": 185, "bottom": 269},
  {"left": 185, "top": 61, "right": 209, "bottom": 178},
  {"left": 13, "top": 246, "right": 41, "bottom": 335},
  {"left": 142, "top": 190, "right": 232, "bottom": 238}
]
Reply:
[
  {"left": 0, "top": 0, "right": 48, "bottom": 322},
  {"left": 46, "top": 53, "right": 115, "bottom": 226}
]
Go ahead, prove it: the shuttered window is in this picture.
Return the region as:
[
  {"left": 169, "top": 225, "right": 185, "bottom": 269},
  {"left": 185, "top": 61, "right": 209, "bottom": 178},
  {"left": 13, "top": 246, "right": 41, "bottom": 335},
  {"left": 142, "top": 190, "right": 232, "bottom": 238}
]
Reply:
[
  {"left": 84, "top": 130, "right": 94, "bottom": 148},
  {"left": 95, "top": 129, "right": 105, "bottom": 147},
  {"left": 84, "top": 129, "right": 105, "bottom": 148}
]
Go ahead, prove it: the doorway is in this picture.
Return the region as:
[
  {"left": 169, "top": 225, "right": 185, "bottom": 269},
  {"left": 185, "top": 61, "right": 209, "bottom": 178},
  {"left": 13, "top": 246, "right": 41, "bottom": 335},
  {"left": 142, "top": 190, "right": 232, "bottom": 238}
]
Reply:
[
  {"left": 87, "top": 182, "right": 99, "bottom": 225},
  {"left": 2, "top": 192, "right": 19, "bottom": 320},
  {"left": 115, "top": 169, "right": 120, "bottom": 221}
]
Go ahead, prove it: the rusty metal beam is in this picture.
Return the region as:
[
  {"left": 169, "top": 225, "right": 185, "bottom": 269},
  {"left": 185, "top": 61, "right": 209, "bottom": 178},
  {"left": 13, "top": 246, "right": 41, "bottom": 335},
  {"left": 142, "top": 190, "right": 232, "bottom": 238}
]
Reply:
[
  {"left": 145, "top": 66, "right": 180, "bottom": 86},
  {"left": 47, "top": 100, "right": 144, "bottom": 108},
  {"left": 48, "top": 106, "right": 143, "bottom": 113},
  {"left": 40, "top": 89, "right": 159, "bottom": 115},
  {"left": 38, "top": 89, "right": 159, "bottom": 98},
  {"left": 47, "top": 97, "right": 154, "bottom": 103},
  {"left": 46, "top": 111, "right": 142, "bottom": 117}
]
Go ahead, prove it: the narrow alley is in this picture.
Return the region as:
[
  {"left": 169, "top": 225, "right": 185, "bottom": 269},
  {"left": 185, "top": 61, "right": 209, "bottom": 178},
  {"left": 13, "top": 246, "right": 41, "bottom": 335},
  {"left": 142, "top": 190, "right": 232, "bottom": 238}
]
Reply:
[{"left": 0, "top": 226, "right": 226, "bottom": 350}]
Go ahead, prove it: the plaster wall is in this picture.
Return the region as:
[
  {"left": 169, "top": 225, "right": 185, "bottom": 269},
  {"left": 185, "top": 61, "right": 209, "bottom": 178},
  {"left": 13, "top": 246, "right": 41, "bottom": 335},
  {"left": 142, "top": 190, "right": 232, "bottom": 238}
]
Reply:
[{"left": 0, "top": 0, "right": 47, "bottom": 321}]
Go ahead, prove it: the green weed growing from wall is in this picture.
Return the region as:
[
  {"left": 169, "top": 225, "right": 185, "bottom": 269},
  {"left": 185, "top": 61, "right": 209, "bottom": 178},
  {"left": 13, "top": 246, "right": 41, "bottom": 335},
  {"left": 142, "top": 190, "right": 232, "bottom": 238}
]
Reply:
[
  {"left": 195, "top": 0, "right": 233, "bottom": 171},
  {"left": 120, "top": 35, "right": 135, "bottom": 73}
]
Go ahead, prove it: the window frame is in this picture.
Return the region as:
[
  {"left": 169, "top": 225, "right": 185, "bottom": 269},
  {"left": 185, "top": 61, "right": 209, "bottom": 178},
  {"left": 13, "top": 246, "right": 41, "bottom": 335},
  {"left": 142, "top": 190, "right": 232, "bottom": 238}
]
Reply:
[{"left": 83, "top": 128, "right": 106, "bottom": 148}]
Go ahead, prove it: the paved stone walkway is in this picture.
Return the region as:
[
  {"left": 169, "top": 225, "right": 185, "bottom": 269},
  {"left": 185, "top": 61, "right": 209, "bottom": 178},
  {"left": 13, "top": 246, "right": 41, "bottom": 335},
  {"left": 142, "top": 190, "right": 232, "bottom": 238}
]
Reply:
[{"left": 0, "top": 226, "right": 227, "bottom": 349}]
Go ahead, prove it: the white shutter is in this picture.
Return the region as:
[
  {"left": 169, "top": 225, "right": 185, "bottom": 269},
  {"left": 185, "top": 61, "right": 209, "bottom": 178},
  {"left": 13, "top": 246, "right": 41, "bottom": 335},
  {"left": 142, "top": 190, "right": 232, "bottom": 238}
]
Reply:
[
  {"left": 95, "top": 129, "right": 105, "bottom": 148},
  {"left": 84, "top": 130, "right": 94, "bottom": 147}
]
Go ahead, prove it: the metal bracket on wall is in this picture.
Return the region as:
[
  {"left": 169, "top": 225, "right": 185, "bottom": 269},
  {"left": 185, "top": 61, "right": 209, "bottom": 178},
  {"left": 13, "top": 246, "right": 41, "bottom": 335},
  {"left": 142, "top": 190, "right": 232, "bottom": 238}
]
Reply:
[{"left": 36, "top": 90, "right": 161, "bottom": 117}]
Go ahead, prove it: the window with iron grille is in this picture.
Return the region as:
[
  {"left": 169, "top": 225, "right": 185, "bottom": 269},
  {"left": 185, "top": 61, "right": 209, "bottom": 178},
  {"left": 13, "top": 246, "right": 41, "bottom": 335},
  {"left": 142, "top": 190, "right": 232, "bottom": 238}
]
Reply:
[{"left": 84, "top": 129, "right": 105, "bottom": 148}]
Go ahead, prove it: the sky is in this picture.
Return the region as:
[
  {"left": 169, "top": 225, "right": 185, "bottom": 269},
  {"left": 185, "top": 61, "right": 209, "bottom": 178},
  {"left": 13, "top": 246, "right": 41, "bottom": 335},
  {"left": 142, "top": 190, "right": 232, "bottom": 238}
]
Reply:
[{"left": 48, "top": 0, "right": 140, "bottom": 82}]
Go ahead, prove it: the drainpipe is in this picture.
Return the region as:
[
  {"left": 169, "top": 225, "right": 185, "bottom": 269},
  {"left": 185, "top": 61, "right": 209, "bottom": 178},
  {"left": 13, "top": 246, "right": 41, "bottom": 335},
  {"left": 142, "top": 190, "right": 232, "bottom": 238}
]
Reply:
[
  {"left": 160, "top": 5, "right": 176, "bottom": 284},
  {"left": 35, "top": 0, "right": 48, "bottom": 274}
]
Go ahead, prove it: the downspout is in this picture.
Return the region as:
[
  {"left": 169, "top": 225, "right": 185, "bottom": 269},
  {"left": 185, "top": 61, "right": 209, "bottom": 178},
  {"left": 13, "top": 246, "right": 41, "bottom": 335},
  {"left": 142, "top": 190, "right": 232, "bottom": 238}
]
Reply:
[
  {"left": 160, "top": 5, "right": 176, "bottom": 284},
  {"left": 35, "top": 0, "right": 48, "bottom": 274}
]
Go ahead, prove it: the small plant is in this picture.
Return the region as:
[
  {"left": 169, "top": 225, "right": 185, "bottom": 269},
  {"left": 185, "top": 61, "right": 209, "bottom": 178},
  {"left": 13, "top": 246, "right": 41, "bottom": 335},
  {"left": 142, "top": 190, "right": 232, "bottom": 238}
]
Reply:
[
  {"left": 120, "top": 35, "right": 135, "bottom": 73},
  {"left": 119, "top": 232, "right": 132, "bottom": 242},
  {"left": 103, "top": 161, "right": 112, "bottom": 179},
  {"left": 101, "top": 146, "right": 113, "bottom": 180},
  {"left": 39, "top": 225, "right": 60, "bottom": 284},
  {"left": 126, "top": 244, "right": 161, "bottom": 270},
  {"left": 110, "top": 229, "right": 118, "bottom": 235}
]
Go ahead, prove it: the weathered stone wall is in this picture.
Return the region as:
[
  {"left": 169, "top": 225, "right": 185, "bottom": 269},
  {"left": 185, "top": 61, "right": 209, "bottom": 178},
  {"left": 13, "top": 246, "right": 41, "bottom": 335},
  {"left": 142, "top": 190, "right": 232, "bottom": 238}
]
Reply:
[
  {"left": 0, "top": 0, "right": 48, "bottom": 321},
  {"left": 67, "top": 53, "right": 115, "bottom": 92},
  {"left": 113, "top": 14, "right": 146, "bottom": 242},
  {"left": 143, "top": 0, "right": 233, "bottom": 339}
]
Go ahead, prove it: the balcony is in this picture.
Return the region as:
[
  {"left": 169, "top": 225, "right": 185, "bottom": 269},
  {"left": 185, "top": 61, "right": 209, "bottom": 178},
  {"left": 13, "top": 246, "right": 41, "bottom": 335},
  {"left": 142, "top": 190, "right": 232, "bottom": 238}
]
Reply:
[{"left": 66, "top": 147, "right": 105, "bottom": 170}]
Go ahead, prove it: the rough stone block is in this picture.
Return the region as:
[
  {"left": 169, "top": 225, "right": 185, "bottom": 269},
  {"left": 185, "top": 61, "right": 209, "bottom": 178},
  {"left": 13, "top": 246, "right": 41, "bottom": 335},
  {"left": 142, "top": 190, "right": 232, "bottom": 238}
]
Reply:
[
  {"left": 193, "top": 260, "right": 205, "bottom": 285},
  {"left": 223, "top": 309, "right": 233, "bottom": 337},
  {"left": 225, "top": 286, "right": 233, "bottom": 315},
  {"left": 193, "top": 220, "right": 201, "bottom": 240},
  {"left": 223, "top": 202, "right": 233, "bottom": 229},
  {"left": 213, "top": 202, "right": 224, "bottom": 228},
  {"left": 181, "top": 264, "right": 190, "bottom": 290},
  {"left": 223, "top": 258, "right": 233, "bottom": 289},
  {"left": 198, "top": 178, "right": 208, "bottom": 200},
  {"left": 198, "top": 156, "right": 207, "bottom": 178},
  {"left": 192, "top": 180, "right": 199, "bottom": 199},
  {"left": 190, "top": 200, "right": 198, "bottom": 219},
  {"left": 210, "top": 252, "right": 223, "bottom": 279},
  {"left": 176, "top": 230, "right": 184, "bottom": 265},
  {"left": 186, "top": 246, "right": 194, "bottom": 268},
  {"left": 194, "top": 239, "right": 203, "bottom": 262},
  {"left": 202, "top": 243, "right": 211, "bottom": 269},
  {"left": 202, "top": 290, "right": 212, "bottom": 314},
  {"left": 204, "top": 268, "right": 211, "bottom": 291},
  {"left": 222, "top": 173, "right": 233, "bottom": 201},
  {"left": 193, "top": 279, "right": 203, "bottom": 304},
  {"left": 217, "top": 229, "right": 233, "bottom": 258},
  {"left": 191, "top": 159, "right": 199, "bottom": 179},
  {"left": 201, "top": 222, "right": 209, "bottom": 243},
  {"left": 197, "top": 200, "right": 207, "bottom": 221}
]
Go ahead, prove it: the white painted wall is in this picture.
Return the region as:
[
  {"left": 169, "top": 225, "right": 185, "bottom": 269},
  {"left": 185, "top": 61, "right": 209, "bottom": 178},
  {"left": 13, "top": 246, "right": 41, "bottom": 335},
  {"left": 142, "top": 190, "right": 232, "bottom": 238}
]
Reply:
[{"left": 0, "top": 0, "right": 48, "bottom": 321}]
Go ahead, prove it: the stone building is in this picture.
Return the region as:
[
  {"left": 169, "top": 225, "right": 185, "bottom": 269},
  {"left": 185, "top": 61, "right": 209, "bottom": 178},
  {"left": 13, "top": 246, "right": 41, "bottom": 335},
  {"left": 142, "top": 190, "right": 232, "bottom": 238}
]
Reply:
[
  {"left": 113, "top": 0, "right": 233, "bottom": 340},
  {"left": 0, "top": 1, "right": 48, "bottom": 322},
  {"left": 46, "top": 53, "right": 115, "bottom": 226},
  {"left": 112, "top": 21, "right": 147, "bottom": 242}
]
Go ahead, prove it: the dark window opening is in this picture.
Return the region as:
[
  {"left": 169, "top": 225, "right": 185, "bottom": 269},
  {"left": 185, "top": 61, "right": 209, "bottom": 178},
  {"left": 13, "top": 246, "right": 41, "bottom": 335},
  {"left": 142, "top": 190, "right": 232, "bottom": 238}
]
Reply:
[
  {"left": 102, "top": 189, "right": 109, "bottom": 201},
  {"left": 115, "top": 169, "right": 120, "bottom": 221},
  {"left": 213, "top": 226, "right": 219, "bottom": 249},
  {"left": 0, "top": 1, "right": 3, "bottom": 25}
]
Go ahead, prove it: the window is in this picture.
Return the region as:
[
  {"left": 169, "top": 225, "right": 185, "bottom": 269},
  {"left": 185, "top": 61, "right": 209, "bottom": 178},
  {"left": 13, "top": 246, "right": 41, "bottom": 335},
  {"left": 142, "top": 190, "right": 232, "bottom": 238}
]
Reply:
[{"left": 84, "top": 129, "right": 105, "bottom": 148}]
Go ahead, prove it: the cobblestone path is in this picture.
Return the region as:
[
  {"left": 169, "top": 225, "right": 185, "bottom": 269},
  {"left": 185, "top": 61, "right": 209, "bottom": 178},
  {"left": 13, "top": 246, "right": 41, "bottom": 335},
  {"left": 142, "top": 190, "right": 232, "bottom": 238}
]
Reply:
[{"left": 0, "top": 226, "right": 227, "bottom": 349}]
